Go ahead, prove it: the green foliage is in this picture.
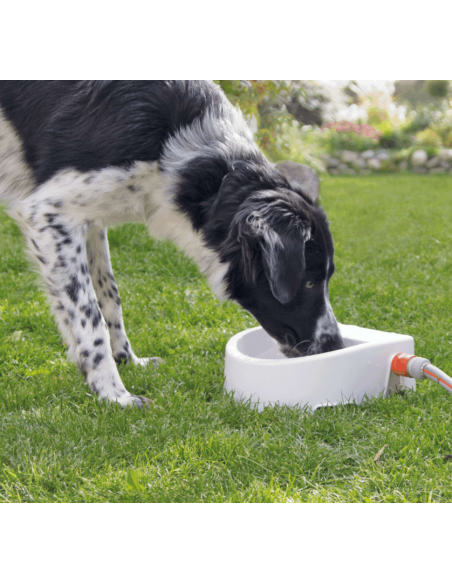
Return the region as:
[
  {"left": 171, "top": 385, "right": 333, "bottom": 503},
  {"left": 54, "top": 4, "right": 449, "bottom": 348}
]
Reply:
[
  {"left": 426, "top": 80, "right": 450, "bottom": 99},
  {"left": 403, "top": 105, "right": 442, "bottom": 135},
  {"left": 216, "top": 80, "right": 293, "bottom": 161},
  {"left": 394, "top": 81, "right": 431, "bottom": 107},
  {"left": 415, "top": 128, "right": 442, "bottom": 149},
  {"left": 423, "top": 145, "right": 440, "bottom": 158},
  {"left": 217, "top": 81, "right": 452, "bottom": 161},
  {"left": 379, "top": 128, "right": 412, "bottom": 150},
  {"left": 367, "top": 107, "right": 389, "bottom": 129},
  {"left": 432, "top": 109, "right": 452, "bottom": 147},
  {"left": 265, "top": 80, "right": 327, "bottom": 127},
  {"left": 320, "top": 129, "right": 378, "bottom": 153},
  {"left": 271, "top": 122, "right": 326, "bottom": 172}
]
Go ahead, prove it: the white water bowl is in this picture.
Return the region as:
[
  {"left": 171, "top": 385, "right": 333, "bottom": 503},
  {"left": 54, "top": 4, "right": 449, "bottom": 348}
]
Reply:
[{"left": 224, "top": 324, "right": 416, "bottom": 411}]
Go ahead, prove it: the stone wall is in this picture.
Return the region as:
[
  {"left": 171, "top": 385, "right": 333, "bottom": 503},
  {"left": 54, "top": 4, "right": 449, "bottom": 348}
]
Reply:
[{"left": 323, "top": 148, "right": 452, "bottom": 175}]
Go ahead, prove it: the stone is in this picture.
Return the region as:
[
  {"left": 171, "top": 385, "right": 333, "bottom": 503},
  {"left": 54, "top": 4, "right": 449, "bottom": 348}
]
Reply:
[
  {"left": 340, "top": 150, "right": 360, "bottom": 164},
  {"left": 275, "top": 161, "right": 320, "bottom": 203},
  {"left": 412, "top": 166, "right": 427, "bottom": 174},
  {"left": 349, "top": 157, "right": 366, "bottom": 169},
  {"left": 359, "top": 169, "right": 371, "bottom": 175},
  {"left": 367, "top": 158, "right": 381, "bottom": 170},
  {"left": 399, "top": 160, "right": 408, "bottom": 171},
  {"left": 438, "top": 149, "right": 452, "bottom": 162},
  {"left": 341, "top": 167, "right": 356, "bottom": 175},
  {"left": 426, "top": 156, "right": 440, "bottom": 169},
  {"left": 376, "top": 151, "right": 390, "bottom": 161},
  {"left": 440, "top": 161, "right": 451, "bottom": 170},
  {"left": 337, "top": 163, "right": 350, "bottom": 172},
  {"left": 327, "top": 157, "right": 341, "bottom": 168},
  {"left": 328, "top": 169, "right": 340, "bottom": 176},
  {"left": 411, "top": 149, "right": 428, "bottom": 166},
  {"left": 429, "top": 168, "right": 445, "bottom": 174},
  {"left": 361, "top": 150, "right": 375, "bottom": 159}
]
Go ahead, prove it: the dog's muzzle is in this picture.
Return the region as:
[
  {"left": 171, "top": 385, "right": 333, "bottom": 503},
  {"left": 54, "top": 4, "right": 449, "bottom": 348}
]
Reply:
[{"left": 280, "top": 332, "right": 345, "bottom": 358}]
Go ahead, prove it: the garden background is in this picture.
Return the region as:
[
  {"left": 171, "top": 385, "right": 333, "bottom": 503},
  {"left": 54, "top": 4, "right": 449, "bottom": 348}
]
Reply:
[{"left": 218, "top": 80, "right": 452, "bottom": 175}]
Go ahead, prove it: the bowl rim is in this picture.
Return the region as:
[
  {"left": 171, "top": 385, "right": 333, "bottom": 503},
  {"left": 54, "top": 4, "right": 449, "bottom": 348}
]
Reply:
[{"left": 225, "top": 325, "right": 413, "bottom": 366}]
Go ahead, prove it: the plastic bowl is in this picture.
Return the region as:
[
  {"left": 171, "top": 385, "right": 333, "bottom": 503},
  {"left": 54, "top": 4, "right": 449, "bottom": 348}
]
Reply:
[{"left": 224, "top": 324, "right": 415, "bottom": 410}]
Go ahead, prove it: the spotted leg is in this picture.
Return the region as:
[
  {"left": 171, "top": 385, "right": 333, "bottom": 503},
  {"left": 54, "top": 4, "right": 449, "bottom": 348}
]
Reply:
[
  {"left": 86, "top": 225, "right": 163, "bottom": 367},
  {"left": 12, "top": 194, "right": 150, "bottom": 408}
]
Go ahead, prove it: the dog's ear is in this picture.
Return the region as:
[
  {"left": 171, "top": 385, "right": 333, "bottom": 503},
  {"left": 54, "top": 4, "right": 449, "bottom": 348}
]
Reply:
[
  {"left": 261, "top": 226, "right": 305, "bottom": 304},
  {"left": 239, "top": 207, "right": 309, "bottom": 305}
]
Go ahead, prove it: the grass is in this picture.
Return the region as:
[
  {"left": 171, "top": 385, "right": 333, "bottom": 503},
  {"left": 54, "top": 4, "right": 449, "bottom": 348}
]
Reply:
[{"left": 1, "top": 175, "right": 452, "bottom": 502}]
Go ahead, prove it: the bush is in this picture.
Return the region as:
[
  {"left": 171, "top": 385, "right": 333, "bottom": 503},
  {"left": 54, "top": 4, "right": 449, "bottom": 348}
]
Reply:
[
  {"left": 426, "top": 80, "right": 450, "bottom": 98},
  {"left": 320, "top": 129, "right": 379, "bottom": 153},
  {"left": 378, "top": 128, "right": 412, "bottom": 149},
  {"left": 442, "top": 129, "right": 452, "bottom": 147},
  {"left": 433, "top": 108, "right": 452, "bottom": 147},
  {"left": 216, "top": 80, "right": 292, "bottom": 161},
  {"left": 403, "top": 106, "right": 442, "bottom": 135},
  {"left": 273, "top": 122, "right": 326, "bottom": 172},
  {"left": 415, "top": 128, "right": 442, "bottom": 148}
]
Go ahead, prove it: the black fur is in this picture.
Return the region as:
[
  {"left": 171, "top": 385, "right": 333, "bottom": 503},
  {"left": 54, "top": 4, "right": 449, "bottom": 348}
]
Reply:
[{"left": 0, "top": 81, "right": 226, "bottom": 184}]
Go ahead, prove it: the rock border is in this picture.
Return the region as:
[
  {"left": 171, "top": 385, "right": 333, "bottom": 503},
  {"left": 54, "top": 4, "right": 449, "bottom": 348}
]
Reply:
[{"left": 322, "top": 148, "right": 452, "bottom": 176}]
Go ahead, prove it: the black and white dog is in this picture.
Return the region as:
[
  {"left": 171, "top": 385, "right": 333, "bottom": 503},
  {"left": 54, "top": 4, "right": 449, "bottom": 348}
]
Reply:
[{"left": 0, "top": 81, "right": 344, "bottom": 408}]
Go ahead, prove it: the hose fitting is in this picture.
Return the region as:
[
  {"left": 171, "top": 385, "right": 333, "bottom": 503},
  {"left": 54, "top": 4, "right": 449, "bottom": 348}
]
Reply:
[
  {"left": 392, "top": 352, "right": 452, "bottom": 396},
  {"left": 391, "top": 353, "right": 430, "bottom": 379}
]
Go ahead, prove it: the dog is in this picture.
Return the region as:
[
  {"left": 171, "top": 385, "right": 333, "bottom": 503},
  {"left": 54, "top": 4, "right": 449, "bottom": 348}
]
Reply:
[{"left": 0, "top": 81, "right": 344, "bottom": 408}]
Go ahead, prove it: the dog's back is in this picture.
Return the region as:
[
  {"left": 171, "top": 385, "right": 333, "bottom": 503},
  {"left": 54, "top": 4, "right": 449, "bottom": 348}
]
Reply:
[{"left": 0, "top": 81, "right": 239, "bottom": 201}]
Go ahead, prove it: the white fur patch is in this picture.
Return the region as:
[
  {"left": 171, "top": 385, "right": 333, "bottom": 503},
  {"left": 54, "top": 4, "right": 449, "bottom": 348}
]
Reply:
[
  {"left": 144, "top": 168, "right": 230, "bottom": 299},
  {"left": 313, "top": 284, "right": 339, "bottom": 343},
  {"left": 9, "top": 159, "right": 230, "bottom": 301},
  {"left": 161, "top": 106, "right": 258, "bottom": 177}
]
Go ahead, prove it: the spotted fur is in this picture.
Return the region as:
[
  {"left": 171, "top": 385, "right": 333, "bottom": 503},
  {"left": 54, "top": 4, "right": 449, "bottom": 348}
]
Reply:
[{"left": 0, "top": 81, "right": 343, "bottom": 408}]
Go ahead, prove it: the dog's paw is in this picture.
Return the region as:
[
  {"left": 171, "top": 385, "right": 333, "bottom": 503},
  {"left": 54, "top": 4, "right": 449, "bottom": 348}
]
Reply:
[
  {"left": 115, "top": 392, "right": 153, "bottom": 409},
  {"left": 131, "top": 355, "right": 165, "bottom": 368},
  {"left": 114, "top": 351, "right": 164, "bottom": 368}
]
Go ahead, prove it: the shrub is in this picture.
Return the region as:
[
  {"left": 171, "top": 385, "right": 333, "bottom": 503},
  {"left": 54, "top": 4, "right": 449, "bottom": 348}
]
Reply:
[
  {"left": 216, "top": 80, "right": 294, "bottom": 161},
  {"left": 403, "top": 106, "right": 442, "bottom": 135},
  {"left": 320, "top": 130, "right": 378, "bottom": 153},
  {"left": 426, "top": 80, "right": 450, "bottom": 98},
  {"left": 273, "top": 122, "right": 326, "bottom": 172},
  {"left": 378, "top": 128, "right": 412, "bottom": 149},
  {"left": 415, "top": 128, "right": 442, "bottom": 148},
  {"left": 433, "top": 108, "right": 452, "bottom": 147},
  {"left": 320, "top": 121, "right": 381, "bottom": 153},
  {"left": 442, "top": 129, "right": 452, "bottom": 147}
]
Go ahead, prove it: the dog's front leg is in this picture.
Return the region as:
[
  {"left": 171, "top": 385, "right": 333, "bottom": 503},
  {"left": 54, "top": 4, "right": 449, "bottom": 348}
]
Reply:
[
  {"left": 86, "top": 225, "right": 163, "bottom": 367},
  {"left": 13, "top": 197, "right": 150, "bottom": 409}
]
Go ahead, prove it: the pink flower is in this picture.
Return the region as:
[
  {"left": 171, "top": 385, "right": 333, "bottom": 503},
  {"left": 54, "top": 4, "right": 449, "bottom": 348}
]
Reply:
[{"left": 322, "top": 121, "right": 382, "bottom": 139}]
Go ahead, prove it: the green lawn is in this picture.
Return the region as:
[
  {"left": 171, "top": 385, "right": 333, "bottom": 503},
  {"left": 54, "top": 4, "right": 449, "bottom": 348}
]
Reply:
[{"left": 1, "top": 175, "right": 452, "bottom": 502}]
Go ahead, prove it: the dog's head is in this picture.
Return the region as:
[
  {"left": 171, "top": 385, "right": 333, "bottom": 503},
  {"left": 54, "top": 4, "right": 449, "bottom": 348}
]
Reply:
[{"left": 218, "top": 163, "right": 344, "bottom": 357}]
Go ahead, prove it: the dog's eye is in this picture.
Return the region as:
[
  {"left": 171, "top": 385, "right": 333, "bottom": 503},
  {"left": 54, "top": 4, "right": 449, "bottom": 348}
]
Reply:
[{"left": 306, "top": 281, "right": 314, "bottom": 289}]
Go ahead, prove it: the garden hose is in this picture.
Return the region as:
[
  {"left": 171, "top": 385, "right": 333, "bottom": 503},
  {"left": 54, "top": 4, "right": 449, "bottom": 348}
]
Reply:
[{"left": 392, "top": 353, "right": 452, "bottom": 395}]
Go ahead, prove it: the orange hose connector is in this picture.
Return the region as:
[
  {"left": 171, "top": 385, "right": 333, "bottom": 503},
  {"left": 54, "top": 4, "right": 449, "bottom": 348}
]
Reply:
[
  {"left": 392, "top": 352, "right": 452, "bottom": 396},
  {"left": 391, "top": 353, "right": 417, "bottom": 377}
]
